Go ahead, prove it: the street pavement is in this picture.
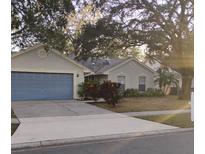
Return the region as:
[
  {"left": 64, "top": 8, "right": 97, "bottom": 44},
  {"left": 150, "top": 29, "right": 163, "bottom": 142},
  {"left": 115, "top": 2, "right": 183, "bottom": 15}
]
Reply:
[{"left": 12, "top": 130, "right": 193, "bottom": 154}]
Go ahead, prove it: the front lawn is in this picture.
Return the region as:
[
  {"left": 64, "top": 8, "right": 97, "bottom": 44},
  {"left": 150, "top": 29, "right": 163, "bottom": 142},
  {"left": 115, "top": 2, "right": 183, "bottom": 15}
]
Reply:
[
  {"left": 136, "top": 113, "right": 194, "bottom": 128},
  {"left": 11, "top": 108, "right": 17, "bottom": 119},
  {"left": 89, "top": 96, "right": 190, "bottom": 113},
  {"left": 11, "top": 108, "right": 19, "bottom": 136},
  {"left": 11, "top": 124, "right": 19, "bottom": 136}
]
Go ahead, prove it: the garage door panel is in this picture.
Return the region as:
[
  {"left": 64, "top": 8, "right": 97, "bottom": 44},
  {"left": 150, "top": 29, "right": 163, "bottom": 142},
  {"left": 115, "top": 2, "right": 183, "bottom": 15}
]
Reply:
[{"left": 11, "top": 72, "right": 73, "bottom": 101}]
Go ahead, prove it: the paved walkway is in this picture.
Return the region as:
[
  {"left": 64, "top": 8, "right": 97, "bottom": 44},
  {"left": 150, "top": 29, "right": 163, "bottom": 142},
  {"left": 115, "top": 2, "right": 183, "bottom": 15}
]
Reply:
[{"left": 124, "top": 109, "right": 191, "bottom": 117}]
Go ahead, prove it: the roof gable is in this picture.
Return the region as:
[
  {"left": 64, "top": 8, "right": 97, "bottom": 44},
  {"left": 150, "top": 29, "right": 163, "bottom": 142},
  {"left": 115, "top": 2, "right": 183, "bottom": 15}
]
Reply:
[
  {"left": 12, "top": 44, "right": 92, "bottom": 73},
  {"left": 104, "top": 58, "right": 155, "bottom": 74},
  {"left": 76, "top": 58, "right": 125, "bottom": 74},
  {"left": 71, "top": 56, "right": 155, "bottom": 74}
]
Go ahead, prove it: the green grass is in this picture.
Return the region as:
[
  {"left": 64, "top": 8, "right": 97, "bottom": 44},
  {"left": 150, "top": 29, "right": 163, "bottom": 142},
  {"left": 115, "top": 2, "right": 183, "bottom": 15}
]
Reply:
[
  {"left": 11, "top": 108, "right": 19, "bottom": 136},
  {"left": 11, "top": 124, "right": 19, "bottom": 136},
  {"left": 11, "top": 108, "right": 17, "bottom": 119},
  {"left": 136, "top": 113, "right": 194, "bottom": 128},
  {"left": 89, "top": 96, "right": 190, "bottom": 113}
]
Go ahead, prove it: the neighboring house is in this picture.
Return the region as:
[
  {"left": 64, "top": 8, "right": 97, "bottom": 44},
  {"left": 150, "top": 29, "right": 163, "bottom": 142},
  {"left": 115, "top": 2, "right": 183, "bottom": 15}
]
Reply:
[
  {"left": 145, "top": 60, "right": 183, "bottom": 94},
  {"left": 73, "top": 57, "right": 156, "bottom": 92},
  {"left": 11, "top": 44, "right": 92, "bottom": 101}
]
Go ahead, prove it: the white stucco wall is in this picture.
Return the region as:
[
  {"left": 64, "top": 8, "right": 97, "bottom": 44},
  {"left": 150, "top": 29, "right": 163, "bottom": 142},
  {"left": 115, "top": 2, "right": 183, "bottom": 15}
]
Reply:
[
  {"left": 107, "top": 60, "right": 155, "bottom": 90},
  {"left": 11, "top": 47, "right": 84, "bottom": 99}
]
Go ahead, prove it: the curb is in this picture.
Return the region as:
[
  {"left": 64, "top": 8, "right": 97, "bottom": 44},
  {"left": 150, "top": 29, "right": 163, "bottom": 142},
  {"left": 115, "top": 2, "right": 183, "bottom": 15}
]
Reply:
[{"left": 12, "top": 127, "right": 193, "bottom": 151}]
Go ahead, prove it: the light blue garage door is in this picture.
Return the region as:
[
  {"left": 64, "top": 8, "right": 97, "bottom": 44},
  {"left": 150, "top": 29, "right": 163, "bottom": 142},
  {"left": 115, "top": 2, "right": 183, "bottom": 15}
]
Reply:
[{"left": 11, "top": 72, "right": 73, "bottom": 101}]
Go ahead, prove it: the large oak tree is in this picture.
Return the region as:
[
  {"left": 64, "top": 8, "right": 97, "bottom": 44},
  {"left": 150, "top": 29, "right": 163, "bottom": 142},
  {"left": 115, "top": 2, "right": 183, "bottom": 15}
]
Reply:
[
  {"left": 74, "top": 0, "right": 194, "bottom": 100},
  {"left": 11, "top": 0, "right": 76, "bottom": 51},
  {"left": 11, "top": 0, "right": 101, "bottom": 53}
]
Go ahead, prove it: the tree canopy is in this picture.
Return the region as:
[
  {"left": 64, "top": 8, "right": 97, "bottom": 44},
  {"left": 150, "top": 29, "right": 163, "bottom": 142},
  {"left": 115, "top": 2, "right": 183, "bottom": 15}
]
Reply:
[
  {"left": 11, "top": 0, "right": 103, "bottom": 53},
  {"left": 75, "top": 0, "right": 193, "bottom": 69},
  {"left": 11, "top": 0, "right": 75, "bottom": 51},
  {"left": 73, "top": 0, "right": 194, "bottom": 99},
  {"left": 11, "top": 0, "right": 194, "bottom": 99}
]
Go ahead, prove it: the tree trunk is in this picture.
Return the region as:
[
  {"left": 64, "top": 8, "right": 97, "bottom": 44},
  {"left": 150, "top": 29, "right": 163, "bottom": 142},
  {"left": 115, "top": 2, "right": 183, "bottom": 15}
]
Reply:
[{"left": 179, "top": 74, "right": 193, "bottom": 100}]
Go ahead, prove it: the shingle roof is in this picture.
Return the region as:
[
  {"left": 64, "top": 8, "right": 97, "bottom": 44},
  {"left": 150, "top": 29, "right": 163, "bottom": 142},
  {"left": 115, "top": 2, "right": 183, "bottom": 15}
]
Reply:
[
  {"left": 69, "top": 54, "right": 156, "bottom": 74},
  {"left": 69, "top": 54, "right": 127, "bottom": 74}
]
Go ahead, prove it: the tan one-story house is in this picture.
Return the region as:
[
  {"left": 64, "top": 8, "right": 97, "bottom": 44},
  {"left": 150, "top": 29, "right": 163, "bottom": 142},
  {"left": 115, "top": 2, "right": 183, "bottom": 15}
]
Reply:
[
  {"left": 73, "top": 57, "right": 156, "bottom": 91},
  {"left": 11, "top": 44, "right": 92, "bottom": 101},
  {"left": 11, "top": 44, "right": 156, "bottom": 101}
]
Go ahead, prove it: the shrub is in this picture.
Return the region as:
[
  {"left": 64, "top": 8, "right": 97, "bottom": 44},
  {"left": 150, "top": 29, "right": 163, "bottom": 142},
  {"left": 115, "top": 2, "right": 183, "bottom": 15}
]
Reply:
[
  {"left": 123, "top": 89, "right": 140, "bottom": 97},
  {"left": 144, "top": 88, "right": 155, "bottom": 97},
  {"left": 78, "top": 80, "right": 121, "bottom": 104},
  {"left": 77, "top": 80, "right": 100, "bottom": 101},
  {"left": 154, "top": 89, "right": 164, "bottom": 96},
  {"left": 123, "top": 88, "right": 164, "bottom": 97},
  {"left": 99, "top": 80, "right": 121, "bottom": 107},
  {"left": 77, "top": 82, "right": 86, "bottom": 100}
]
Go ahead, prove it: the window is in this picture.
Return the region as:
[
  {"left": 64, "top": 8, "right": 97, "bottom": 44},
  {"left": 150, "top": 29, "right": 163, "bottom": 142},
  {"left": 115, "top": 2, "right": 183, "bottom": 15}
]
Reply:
[
  {"left": 139, "top": 76, "right": 146, "bottom": 91},
  {"left": 117, "top": 76, "right": 126, "bottom": 91}
]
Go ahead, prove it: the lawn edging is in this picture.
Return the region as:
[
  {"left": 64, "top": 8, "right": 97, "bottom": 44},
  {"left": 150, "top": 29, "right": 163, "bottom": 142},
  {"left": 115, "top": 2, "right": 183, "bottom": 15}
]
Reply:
[
  {"left": 124, "top": 109, "right": 191, "bottom": 117},
  {"left": 88, "top": 96, "right": 191, "bottom": 113},
  {"left": 12, "top": 127, "right": 193, "bottom": 151}
]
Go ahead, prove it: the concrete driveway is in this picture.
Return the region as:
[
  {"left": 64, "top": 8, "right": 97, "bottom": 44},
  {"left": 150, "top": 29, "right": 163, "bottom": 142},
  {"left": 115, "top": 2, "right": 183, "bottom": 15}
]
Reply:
[
  {"left": 11, "top": 100, "right": 178, "bottom": 148},
  {"left": 12, "top": 100, "right": 112, "bottom": 118}
]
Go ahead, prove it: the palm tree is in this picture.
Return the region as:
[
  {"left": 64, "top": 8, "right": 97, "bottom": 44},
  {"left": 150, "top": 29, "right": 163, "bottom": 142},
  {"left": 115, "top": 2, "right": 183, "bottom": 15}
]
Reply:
[{"left": 155, "top": 68, "right": 179, "bottom": 95}]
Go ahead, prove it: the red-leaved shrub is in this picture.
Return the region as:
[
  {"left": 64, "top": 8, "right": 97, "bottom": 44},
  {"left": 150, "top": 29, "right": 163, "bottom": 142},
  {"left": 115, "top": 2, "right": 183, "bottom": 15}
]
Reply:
[{"left": 99, "top": 80, "right": 121, "bottom": 107}]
